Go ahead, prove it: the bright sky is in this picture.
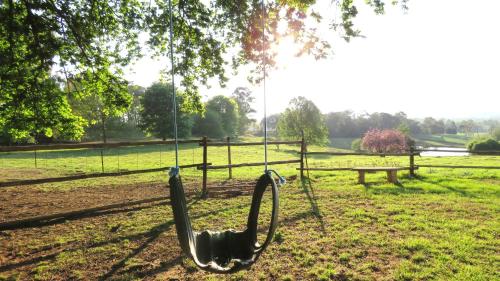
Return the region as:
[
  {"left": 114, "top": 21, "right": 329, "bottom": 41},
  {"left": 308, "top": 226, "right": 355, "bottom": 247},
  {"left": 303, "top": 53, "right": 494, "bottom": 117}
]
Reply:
[{"left": 125, "top": 0, "right": 500, "bottom": 121}]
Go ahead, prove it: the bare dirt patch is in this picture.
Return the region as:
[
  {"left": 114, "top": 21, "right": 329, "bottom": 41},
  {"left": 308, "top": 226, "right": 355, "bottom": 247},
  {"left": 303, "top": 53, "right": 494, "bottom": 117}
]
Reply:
[
  {"left": 0, "top": 179, "right": 260, "bottom": 222},
  {"left": 0, "top": 178, "right": 266, "bottom": 280}
]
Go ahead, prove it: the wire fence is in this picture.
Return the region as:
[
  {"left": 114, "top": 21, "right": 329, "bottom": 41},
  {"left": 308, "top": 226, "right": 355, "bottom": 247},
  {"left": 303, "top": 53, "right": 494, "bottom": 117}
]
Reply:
[{"left": 0, "top": 138, "right": 304, "bottom": 191}]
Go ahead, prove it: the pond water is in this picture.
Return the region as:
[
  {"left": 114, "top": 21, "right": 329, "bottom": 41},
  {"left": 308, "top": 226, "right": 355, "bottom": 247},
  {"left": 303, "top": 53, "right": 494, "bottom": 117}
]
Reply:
[{"left": 419, "top": 146, "right": 469, "bottom": 157}]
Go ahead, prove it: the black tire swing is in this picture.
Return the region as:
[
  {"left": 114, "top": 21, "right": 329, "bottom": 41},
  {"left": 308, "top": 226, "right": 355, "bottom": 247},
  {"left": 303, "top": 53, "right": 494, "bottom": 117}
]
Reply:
[{"left": 166, "top": 0, "right": 285, "bottom": 273}]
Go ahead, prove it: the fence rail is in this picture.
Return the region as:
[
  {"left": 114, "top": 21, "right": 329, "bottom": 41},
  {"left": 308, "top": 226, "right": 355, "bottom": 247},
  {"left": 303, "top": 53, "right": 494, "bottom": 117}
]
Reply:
[
  {"left": 415, "top": 149, "right": 500, "bottom": 155},
  {"left": 203, "top": 159, "right": 301, "bottom": 170},
  {"left": 2, "top": 138, "right": 498, "bottom": 192},
  {"left": 0, "top": 139, "right": 201, "bottom": 152},
  {"left": 296, "top": 167, "right": 353, "bottom": 171},
  {"left": 4, "top": 139, "right": 497, "bottom": 228},
  {"left": 0, "top": 137, "right": 305, "bottom": 196},
  {"left": 417, "top": 165, "right": 500, "bottom": 169},
  {"left": 299, "top": 146, "right": 499, "bottom": 175},
  {"left": 304, "top": 152, "right": 418, "bottom": 157},
  {"left": 0, "top": 163, "right": 207, "bottom": 188},
  {"left": 205, "top": 140, "right": 302, "bottom": 147}
]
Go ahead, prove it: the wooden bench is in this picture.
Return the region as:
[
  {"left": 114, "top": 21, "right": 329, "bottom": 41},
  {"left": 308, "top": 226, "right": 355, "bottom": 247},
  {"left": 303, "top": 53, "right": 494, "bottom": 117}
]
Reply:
[{"left": 351, "top": 167, "right": 410, "bottom": 184}]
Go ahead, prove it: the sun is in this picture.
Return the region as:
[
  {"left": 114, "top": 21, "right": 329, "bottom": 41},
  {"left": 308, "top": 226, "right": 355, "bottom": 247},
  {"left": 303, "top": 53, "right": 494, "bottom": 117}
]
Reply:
[{"left": 270, "top": 36, "right": 300, "bottom": 69}]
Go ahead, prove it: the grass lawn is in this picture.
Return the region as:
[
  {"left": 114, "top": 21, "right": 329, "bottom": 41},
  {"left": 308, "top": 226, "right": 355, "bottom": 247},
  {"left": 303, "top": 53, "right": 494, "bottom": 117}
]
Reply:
[
  {"left": 327, "top": 134, "right": 473, "bottom": 151},
  {"left": 0, "top": 140, "right": 499, "bottom": 280},
  {"left": 412, "top": 134, "right": 472, "bottom": 148}
]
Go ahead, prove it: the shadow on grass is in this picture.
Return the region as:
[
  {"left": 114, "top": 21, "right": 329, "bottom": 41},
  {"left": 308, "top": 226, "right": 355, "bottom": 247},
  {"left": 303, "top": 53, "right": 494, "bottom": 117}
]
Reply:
[
  {"left": 415, "top": 176, "right": 478, "bottom": 198},
  {"left": 300, "top": 177, "right": 326, "bottom": 235},
  {"left": 121, "top": 256, "right": 184, "bottom": 279},
  {"left": 2, "top": 185, "right": 248, "bottom": 232},
  {"left": 98, "top": 220, "right": 175, "bottom": 280},
  {"left": 360, "top": 174, "right": 481, "bottom": 198},
  {"left": 305, "top": 154, "right": 333, "bottom": 160},
  {"left": 112, "top": 210, "right": 318, "bottom": 279},
  {"left": 0, "top": 200, "right": 249, "bottom": 273},
  {"left": 0, "top": 219, "right": 176, "bottom": 274},
  {"left": 1, "top": 201, "right": 169, "bottom": 231},
  {"left": 97, "top": 203, "right": 317, "bottom": 279},
  {"left": 361, "top": 178, "right": 426, "bottom": 196}
]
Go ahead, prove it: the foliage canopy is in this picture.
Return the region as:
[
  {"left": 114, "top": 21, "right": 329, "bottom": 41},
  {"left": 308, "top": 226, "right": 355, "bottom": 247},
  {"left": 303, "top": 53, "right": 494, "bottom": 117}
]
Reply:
[
  {"left": 232, "top": 87, "right": 256, "bottom": 135},
  {"left": 193, "top": 95, "right": 240, "bottom": 138},
  {"left": 0, "top": 0, "right": 408, "bottom": 142},
  {"left": 139, "top": 83, "right": 191, "bottom": 140},
  {"left": 277, "top": 96, "right": 328, "bottom": 145}
]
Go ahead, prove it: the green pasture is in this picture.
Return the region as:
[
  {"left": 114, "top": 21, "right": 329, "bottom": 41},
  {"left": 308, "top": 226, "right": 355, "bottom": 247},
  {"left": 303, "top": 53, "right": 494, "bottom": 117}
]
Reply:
[
  {"left": 0, "top": 138, "right": 499, "bottom": 280},
  {"left": 0, "top": 136, "right": 497, "bottom": 185},
  {"left": 412, "top": 134, "right": 472, "bottom": 147}
]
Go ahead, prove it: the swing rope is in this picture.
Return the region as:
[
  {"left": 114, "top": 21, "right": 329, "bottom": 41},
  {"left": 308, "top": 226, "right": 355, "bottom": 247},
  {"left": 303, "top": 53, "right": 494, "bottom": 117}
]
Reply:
[
  {"left": 168, "top": 0, "right": 179, "bottom": 174},
  {"left": 260, "top": 1, "right": 285, "bottom": 185},
  {"left": 262, "top": 0, "right": 268, "bottom": 172},
  {"left": 166, "top": 0, "right": 283, "bottom": 273}
]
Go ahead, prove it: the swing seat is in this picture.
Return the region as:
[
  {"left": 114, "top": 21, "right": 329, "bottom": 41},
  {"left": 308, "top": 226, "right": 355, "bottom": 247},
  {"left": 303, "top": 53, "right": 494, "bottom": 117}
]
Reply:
[{"left": 169, "top": 173, "right": 279, "bottom": 273}]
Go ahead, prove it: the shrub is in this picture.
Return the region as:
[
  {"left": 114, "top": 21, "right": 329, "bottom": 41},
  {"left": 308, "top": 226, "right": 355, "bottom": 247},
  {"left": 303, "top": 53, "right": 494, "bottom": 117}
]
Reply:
[
  {"left": 361, "top": 129, "right": 409, "bottom": 153},
  {"left": 492, "top": 127, "right": 500, "bottom": 141},
  {"left": 467, "top": 138, "right": 500, "bottom": 151},
  {"left": 351, "top": 138, "right": 362, "bottom": 152}
]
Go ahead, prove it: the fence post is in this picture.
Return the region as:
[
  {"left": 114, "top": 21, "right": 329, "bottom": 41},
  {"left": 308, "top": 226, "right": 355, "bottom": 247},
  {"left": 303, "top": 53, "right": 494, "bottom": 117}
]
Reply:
[
  {"left": 117, "top": 148, "right": 120, "bottom": 172},
  {"left": 300, "top": 133, "right": 305, "bottom": 180},
  {"left": 409, "top": 145, "right": 415, "bottom": 177},
  {"left": 100, "top": 148, "right": 105, "bottom": 173},
  {"left": 227, "top": 136, "right": 232, "bottom": 179},
  {"left": 34, "top": 149, "right": 37, "bottom": 168},
  {"left": 159, "top": 144, "right": 162, "bottom": 168},
  {"left": 202, "top": 136, "right": 208, "bottom": 198}
]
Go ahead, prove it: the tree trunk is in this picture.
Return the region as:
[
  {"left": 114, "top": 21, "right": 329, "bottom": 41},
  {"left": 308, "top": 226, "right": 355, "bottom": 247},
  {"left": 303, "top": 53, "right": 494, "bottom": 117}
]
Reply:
[{"left": 101, "top": 112, "right": 107, "bottom": 144}]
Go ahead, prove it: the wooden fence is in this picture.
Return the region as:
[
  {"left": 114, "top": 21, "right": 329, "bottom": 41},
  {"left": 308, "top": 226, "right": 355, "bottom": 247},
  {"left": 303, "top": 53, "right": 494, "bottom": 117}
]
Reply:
[
  {"left": 298, "top": 146, "right": 500, "bottom": 176},
  {"left": 2, "top": 140, "right": 498, "bottom": 230},
  {"left": 198, "top": 136, "right": 303, "bottom": 196},
  {"left": 2, "top": 139, "right": 498, "bottom": 191},
  {"left": 0, "top": 138, "right": 305, "bottom": 196}
]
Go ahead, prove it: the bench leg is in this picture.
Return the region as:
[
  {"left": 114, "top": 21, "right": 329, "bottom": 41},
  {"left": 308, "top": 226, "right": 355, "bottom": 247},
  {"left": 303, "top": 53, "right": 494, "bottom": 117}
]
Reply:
[
  {"left": 387, "top": 171, "right": 398, "bottom": 183},
  {"left": 358, "top": 171, "right": 365, "bottom": 184}
]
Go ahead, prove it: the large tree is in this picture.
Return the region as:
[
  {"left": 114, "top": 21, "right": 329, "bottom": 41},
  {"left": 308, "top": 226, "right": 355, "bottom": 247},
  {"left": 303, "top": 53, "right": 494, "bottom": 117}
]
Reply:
[
  {"left": 232, "top": 87, "right": 256, "bottom": 135},
  {"left": 206, "top": 95, "right": 240, "bottom": 137},
  {"left": 260, "top": 113, "right": 281, "bottom": 137},
  {"left": 325, "top": 111, "right": 357, "bottom": 138},
  {"left": 139, "top": 83, "right": 191, "bottom": 140},
  {"left": 71, "top": 85, "right": 145, "bottom": 141},
  {"left": 125, "top": 85, "right": 146, "bottom": 128},
  {"left": 67, "top": 73, "right": 132, "bottom": 143},
  {"left": 1, "top": 0, "right": 407, "bottom": 142},
  {"left": 192, "top": 109, "right": 225, "bottom": 139},
  {"left": 277, "top": 96, "right": 328, "bottom": 145},
  {"left": 422, "top": 117, "right": 445, "bottom": 135},
  {"left": 0, "top": 77, "right": 86, "bottom": 144}
]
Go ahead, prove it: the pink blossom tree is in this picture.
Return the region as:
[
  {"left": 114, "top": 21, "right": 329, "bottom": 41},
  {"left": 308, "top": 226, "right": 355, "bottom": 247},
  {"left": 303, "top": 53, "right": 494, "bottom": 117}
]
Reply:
[{"left": 361, "top": 129, "right": 409, "bottom": 153}]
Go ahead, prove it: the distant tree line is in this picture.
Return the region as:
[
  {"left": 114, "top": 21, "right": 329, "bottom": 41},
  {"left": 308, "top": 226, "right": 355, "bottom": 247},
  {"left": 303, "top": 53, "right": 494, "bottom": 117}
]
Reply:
[
  {"left": 263, "top": 97, "right": 500, "bottom": 147},
  {"left": 2, "top": 81, "right": 499, "bottom": 146},
  {"left": 106, "top": 84, "right": 257, "bottom": 141},
  {"left": 0, "top": 80, "right": 258, "bottom": 144},
  {"left": 323, "top": 111, "right": 493, "bottom": 138},
  {"left": 336, "top": 112, "right": 500, "bottom": 138}
]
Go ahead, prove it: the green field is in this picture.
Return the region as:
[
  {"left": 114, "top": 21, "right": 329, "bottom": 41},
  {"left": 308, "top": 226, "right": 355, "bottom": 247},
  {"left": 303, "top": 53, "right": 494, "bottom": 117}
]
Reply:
[
  {"left": 412, "top": 134, "right": 472, "bottom": 148},
  {"left": 0, "top": 140, "right": 499, "bottom": 280},
  {"left": 328, "top": 134, "right": 473, "bottom": 151}
]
